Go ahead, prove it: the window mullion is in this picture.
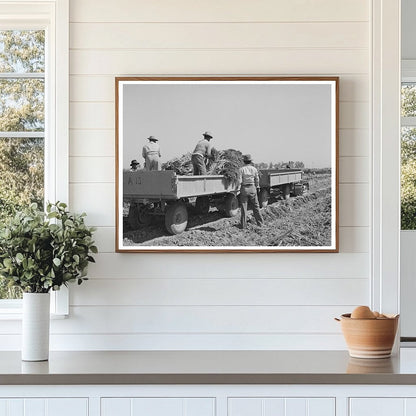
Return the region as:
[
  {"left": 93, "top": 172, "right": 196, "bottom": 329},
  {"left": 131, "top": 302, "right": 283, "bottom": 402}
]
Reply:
[{"left": 401, "top": 117, "right": 416, "bottom": 127}]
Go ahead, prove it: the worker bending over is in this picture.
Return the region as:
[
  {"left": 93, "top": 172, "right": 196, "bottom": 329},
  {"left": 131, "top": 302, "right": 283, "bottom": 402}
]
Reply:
[{"left": 191, "top": 131, "right": 214, "bottom": 175}]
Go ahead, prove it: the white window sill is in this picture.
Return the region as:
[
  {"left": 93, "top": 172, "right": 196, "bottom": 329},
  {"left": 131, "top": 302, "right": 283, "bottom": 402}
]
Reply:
[
  {"left": 0, "top": 287, "right": 69, "bottom": 318},
  {"left": 0, "top": 312, "right": 68, "bottom": 320}
]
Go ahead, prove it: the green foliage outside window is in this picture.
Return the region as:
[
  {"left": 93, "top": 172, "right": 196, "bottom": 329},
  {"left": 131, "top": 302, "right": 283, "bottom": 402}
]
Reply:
[
  {"left": 0, "top": 30, "right": 45, "bottom": 299},
  {"left": 401, "top": 82, "right": 416, "bottom": 230}
]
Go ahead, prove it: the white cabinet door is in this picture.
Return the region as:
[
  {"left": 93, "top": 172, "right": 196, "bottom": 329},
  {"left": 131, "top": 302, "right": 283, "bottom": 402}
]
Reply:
[
  {"left": 0, "top": 398, "right": 88, "bottom": 416},
  {"left": 101, "top": 398, "right": 215, "bottom": 416},
  {"left": 350, "top": 398, "right": 416, "bottom": 416},
  {"left": 228, "top": 397, "right": 335, "bottom": 416},
  {"left": 350, "top": 398, "right": 404, "bottom": 416}
]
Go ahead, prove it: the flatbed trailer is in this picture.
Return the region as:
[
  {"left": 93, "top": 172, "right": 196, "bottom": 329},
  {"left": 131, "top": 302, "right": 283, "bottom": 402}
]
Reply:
[
  {"left": 123, "top": 169, "right": 307, "bottom": 235},
  {"left": 258, "top": 168, "right": 308, "bottom": 207}
]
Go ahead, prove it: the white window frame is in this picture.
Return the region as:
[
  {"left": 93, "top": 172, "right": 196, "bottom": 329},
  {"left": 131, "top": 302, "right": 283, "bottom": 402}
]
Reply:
[
  {"left": 371, "top": 0, "right": 401, "bottom": 322},
  {"left": 0, "top": 0, "right": 69, "bottom": 317}
]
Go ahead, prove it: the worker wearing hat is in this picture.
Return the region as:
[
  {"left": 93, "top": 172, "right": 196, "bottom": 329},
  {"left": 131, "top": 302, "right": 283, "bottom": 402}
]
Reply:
[
  {"left": 191, "top": 131, "right": 214, "bottom": 175},
  {"left": 237, "top": 154, "right": 264, "bottom": 228},
  {"left": 142, "top": 135, "right": 161, "bottom": 171},
  {"left": 130, "top": 159, "right": 141, "bottom": 172}
]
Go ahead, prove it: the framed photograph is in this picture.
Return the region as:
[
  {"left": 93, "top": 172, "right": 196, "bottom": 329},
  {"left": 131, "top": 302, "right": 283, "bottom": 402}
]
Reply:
[{"left": 115, "top": 76, "right": 339, "bottom": 253}]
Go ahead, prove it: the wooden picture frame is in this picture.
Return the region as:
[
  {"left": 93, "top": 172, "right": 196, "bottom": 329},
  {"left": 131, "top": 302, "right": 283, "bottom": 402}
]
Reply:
[{"left": 115, "top": 76, "right": 339, "bottom": 253}]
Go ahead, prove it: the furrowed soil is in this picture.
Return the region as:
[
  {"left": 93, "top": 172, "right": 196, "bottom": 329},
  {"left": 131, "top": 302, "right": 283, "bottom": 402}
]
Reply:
[{"left": 123, "top": 174, "right": 332, "bottom": 247}]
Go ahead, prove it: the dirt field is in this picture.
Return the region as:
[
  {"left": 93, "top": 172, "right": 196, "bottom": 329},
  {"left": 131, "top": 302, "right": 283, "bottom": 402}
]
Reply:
[{"left": 123, "top": 174, "right": 332, "bottom": 248}]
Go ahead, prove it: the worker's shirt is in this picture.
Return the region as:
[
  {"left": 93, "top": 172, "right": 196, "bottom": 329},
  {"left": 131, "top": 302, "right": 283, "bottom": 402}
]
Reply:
[
  {"left": 193, "top": 139, "right": 212, "bottom": 158},
  {"left": 238, "top": 165, "right": 260, "bottom": 188},
  {"left": 142, "top": 142, "right": 161, "bottom": 158}
]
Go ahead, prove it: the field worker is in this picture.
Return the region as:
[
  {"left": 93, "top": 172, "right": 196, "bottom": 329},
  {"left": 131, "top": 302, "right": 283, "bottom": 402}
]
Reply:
[
  {"left": 191, "top": 131, "right": 214, "bottom": 175},
  {"left": 130, "top": 159, "right": 140, "bottom": 172},
  {"left": 237, "top": 154, "right": 264, "bottom": 229},
  {"left": 142, "top": 136, "right": 161, "bottom": 171}
]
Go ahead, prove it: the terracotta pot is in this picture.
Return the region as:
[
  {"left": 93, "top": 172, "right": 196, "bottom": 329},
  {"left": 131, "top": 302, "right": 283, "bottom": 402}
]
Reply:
[{"left": 337, "top": 313, "right": 399, "bottom": 359}]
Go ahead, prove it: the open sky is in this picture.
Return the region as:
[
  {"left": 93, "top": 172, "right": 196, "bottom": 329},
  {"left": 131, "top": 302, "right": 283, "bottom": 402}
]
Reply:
[{"left": 121, "top": 81, "right": 334, "bottom": 170}]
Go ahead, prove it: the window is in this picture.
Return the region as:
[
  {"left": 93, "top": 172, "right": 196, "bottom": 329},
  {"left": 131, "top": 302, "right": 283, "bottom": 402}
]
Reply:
[
  {"left": 401, "top": 78, "right": 416, "bottom": 229},
  {"left": 0, "top": 29, "right": 45, "bottom": 300},
  {"left": 0, "top": 0, "right": 69, "bottom": 314}
]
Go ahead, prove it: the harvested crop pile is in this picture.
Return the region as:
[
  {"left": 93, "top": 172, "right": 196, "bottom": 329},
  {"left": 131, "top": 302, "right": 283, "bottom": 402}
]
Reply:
[
  {"left": 162, "top": 152, "right": 193, "bottom": 175},
  {"left": 162, "top": 148, "right": 244, "bottom": 184}
]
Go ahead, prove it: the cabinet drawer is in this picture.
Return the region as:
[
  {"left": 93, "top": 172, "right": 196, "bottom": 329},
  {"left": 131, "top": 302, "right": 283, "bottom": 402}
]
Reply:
[
  {"left": 228, "top": 397, "right": 335, "bottom": 416},
  {"left": 0, "top": 398, "right": 88, "bottom": 416},
  {"left": 101, "top": 397, "right": 215, "bottom": 416},
  {"left": 349, "top": 398, "right": 416, "bottom": 416}
]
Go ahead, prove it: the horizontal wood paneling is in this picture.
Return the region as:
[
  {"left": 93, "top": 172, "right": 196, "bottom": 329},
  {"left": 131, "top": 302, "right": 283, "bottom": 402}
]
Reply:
[
  {"left": 70, "top": 22, "right": 368, "bottom": 50},
  {"left": 69, "top": 129, "right": 114, "bottom": 157},
  {"left": 0, "top": 305, "right": 354, "bottom": 335},
  {"left": 339, "top": 227, "right": 369, "bottom": 253},
  {"left": 339, "top": 157, "right": 368, "bottom": 183},
  {"left": 70, "top": 103, "right": 113, "bottom": 129},
  {"left": 58, "top": 0, "right": 373, "bottom": 351},
  {"left": 69, "top": 157, "right": 115, "bottom": 183},
  {"left": 339, "top": 129, "right": 369, "bottom": 157},
  {"left": 86, "top": 253, "right": 369, "bottom": 279},
  {"left": 339, "top": 102, "right": 369, "bottom": 129},
  {"left": 55, "top": 305, "right": 352, "bottom": 334},
  {"left": 69, "top": 75, "right": 369, "bottom": 103},
  {"left": 70, "top": 49, "right": 368, "bottom": 76},
  {"left": 0, "top": 333, "right": 347, "bottom": 350},
  {"left": 69, "top": 183, "right": 114, "bottom": 226},
  {"left": 339, "top": 184, "right": 369, "bottom": 227},
  {"left": 91, "top": 227, "right": 115, "bottom": 253},
  {"left": 69, "top": 0, "right": 369, "bottom": 23},
  {"left": 70, "top": 278, "right": 368, "bottom": 306}
]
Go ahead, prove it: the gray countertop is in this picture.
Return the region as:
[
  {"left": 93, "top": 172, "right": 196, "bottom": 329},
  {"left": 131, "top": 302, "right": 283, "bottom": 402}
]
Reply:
[{"left": 2, "top": 349, "right": 416, "bottom": 385}]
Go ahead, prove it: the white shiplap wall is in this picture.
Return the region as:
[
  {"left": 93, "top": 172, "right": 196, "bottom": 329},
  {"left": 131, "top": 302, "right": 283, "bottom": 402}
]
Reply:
[{"left": 53, "top": 0, "right": 371, "bottom": 350}]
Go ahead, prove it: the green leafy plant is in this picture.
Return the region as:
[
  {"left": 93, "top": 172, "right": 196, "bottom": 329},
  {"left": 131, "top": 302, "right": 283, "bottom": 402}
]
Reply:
[{"left": 0, "top": 202, "right": 97, "bottom": 293}]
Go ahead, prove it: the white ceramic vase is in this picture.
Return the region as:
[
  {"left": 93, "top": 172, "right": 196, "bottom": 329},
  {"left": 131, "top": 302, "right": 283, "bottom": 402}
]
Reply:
[{"left": 22, "top": 292, "right": 50, "bottom": 361}]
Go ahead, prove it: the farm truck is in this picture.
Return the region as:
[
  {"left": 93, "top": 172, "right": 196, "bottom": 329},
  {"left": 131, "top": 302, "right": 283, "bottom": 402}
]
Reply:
[{"left": 123, "top": 169, "right": 308, "bottom": 235}]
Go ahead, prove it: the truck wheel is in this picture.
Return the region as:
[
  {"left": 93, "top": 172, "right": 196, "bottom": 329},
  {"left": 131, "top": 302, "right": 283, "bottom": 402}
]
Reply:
[
  {"left": 282, "top": 184, "right": 290, "bottom": 200},
  {"left": 195, "top": 196, "right": 210, "bottom": 214},
  {"left": 294, "top": 183, "right": 304, "bottom": 196},
  {"left": 128, "top": 203, "right": 140, "bottom": 230},
  {"left": 224, "top": 194, "right": 239, "bottom": 217},
  {"left": 258, "top": 188, "right": 269, "bottom": 208},
  {"left": 165, "top": 202, "right": 188, "bottom": 235},
  {"left": 138, "top": 206, "right": 152, "bottom": 225}
]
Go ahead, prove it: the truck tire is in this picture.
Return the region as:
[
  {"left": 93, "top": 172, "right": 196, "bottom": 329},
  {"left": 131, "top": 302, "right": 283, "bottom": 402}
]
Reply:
[
  {"left": 195, "top": 196, "right": 210, "bottom": 214},
  {"left": 165, "top": 201, "right": 188, "bottom": 235},
  {"left": 127, "top": 203, "right": 140, "bottom": 230},
  {"left": 294, "top": 183, "right": 304, "bottom": 196},
  {"left": 258, "top": 188, "right": 269, "bottom": 208},
  {"left": 138, "top": 206, "right": 152, "bottom": 225},
  {"left": 224, "top": 193, "right": 239, "bottom": 217},
  {"left": 282, "top": 184, "right": 290, "bottom": 200}
]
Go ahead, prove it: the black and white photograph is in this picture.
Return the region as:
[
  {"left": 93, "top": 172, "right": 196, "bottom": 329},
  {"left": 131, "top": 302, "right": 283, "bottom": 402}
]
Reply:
[{"left": 116, "top": 77, "right": 338, "bottom": 252}]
